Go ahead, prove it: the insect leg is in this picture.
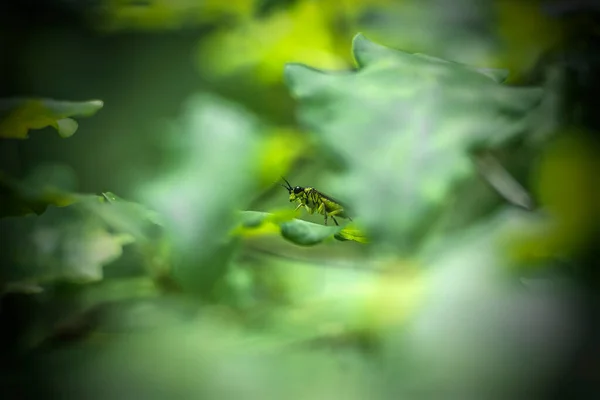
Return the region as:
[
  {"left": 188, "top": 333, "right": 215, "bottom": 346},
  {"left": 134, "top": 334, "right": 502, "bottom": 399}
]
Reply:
[
  {"left": 324, "top": 208, "right": 342, "bottom": 226},
  {"left": 315, "top": 203, "right": 328, "bottom": 225},
  {"left": 316, "top": 202, "right": 325, "bottom": 216}
]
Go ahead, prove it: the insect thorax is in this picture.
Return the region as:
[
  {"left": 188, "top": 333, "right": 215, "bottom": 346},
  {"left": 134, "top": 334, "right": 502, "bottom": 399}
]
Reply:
[{"left": 302, "top": 188, "right": 318, "bottom": 207}]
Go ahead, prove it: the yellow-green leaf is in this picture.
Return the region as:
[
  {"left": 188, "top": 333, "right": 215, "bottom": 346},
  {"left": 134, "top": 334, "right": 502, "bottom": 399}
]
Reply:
[
  {"left": 235, "top": 210, "right": 368, "bottom": 245},
  {"left": 0, "top": 98, "right": 103, "bottom": 139},
  {"left": 196, "top": 0, "right": 350, "bottom": 84}
]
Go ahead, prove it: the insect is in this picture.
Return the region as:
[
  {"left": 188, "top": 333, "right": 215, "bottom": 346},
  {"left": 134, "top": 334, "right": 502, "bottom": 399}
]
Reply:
[{"left": 280, "top": 177, "right": 352, "bottom": 226}]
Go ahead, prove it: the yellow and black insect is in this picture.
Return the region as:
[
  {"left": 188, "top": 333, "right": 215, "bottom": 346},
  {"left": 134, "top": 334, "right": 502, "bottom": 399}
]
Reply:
[{"left": 280, "top": 177, "right": 352, "bottom": 226}]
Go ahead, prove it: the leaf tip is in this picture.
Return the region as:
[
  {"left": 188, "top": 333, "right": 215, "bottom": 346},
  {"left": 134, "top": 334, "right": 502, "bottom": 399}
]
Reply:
[
  {"left": 89, "top": 99, "right": 104, "bottom": 109},
  {"left": 351, "top": 32, "right": 378, "bottom": 67},
  {"left": 351, "top": 32, "right": 410, "bottom": 68},
  {"left": 56, "top": 118, "right": 79, "bottom": 138},
  {"left": 476, "top": 68, "right": 510, "bottom": 83},
  {"left": 283, "top": 62, "right": 329, "bottom": 98},
  {"left": 351, "top": 32, "right": 367, "bottom": 45},
  {"left": 83, "top": 99, "right": 104, "bottom": 116}
]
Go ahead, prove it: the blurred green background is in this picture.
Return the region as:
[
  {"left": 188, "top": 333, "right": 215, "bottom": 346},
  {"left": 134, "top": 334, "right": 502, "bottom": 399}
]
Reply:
[{"left": 1, "top": 0, "right": 599, "bottom": 398}]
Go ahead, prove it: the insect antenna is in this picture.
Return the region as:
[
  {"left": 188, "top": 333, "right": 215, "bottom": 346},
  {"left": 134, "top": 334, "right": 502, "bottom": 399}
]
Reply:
[{"left": 280, "top": 176, "right": 293, "bottom": 191}]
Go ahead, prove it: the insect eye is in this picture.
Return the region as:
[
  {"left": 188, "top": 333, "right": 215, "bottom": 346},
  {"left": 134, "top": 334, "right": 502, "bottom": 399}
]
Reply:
[{"left": 293, "top": 187, "right": 302, "bottom": 194}]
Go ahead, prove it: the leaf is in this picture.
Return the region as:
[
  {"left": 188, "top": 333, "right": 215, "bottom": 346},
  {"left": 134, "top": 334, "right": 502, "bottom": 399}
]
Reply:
[
  {"left": 334, "top": 227, "right": 369, "bottom": 244},
  {"left": 386, "top": 207, "right": 579, "bottom": 398},
  {"left": 495, "top": 0, "right": 562, "bottom": 82},
  {"left": 0, "top": 168, "right": 162, "bottom": 243},
  {"left": 349, "top": 1, "right": 558, "bottom": 83},
  {"left": 280, "top": 219, "right": 341, "bottom": 246},
  {"left": 0, "top": 204, "right": 133, "bottom": 289},
  {"left": 505, "top": 131, "right": 600, "bottom": 263},
  {"left": 235, "top": 210, "right": 367, "bottom": 246},
  {"left": 284, "top": 33, "right": 544, "bottom": 251},
  {"left": 136, "top": 94, "right": 262, "bottom": 296},
  {"left": 0, "top": 168, "right": 164, "bottom": 291},
  {"left": 29, "top": 318, "right": 377, "bottom": 400},
  {"left": 472, "top": 152, "right": 534, "bottom": 211},
  {"left": 0, "top": 166, "right": 79, "bottom": 218},
  {"left": 92, "top": 191, "right": 164, "bottom": 239},
  {"left": 0, "top": 98, "right": 103, "bottom": 139},
  {"left": 196, "top": 0, "right": 349, "bottom": 84},
  {"left": 353, "top": 7, "right": 490, "bottom": 82},
  {"left": 255, "top": 127, "right": 309, "bottom": 188}
]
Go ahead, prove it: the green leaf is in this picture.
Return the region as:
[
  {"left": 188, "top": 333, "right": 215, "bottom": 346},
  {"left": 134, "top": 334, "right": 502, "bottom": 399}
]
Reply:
[
  {"left": 0, "top": 98, "right": 103, "bottom": 139},
  {"left": 0, "top": 204, "right": 133, "bottom": 290},
  {"left": 334, "top": 228, "right": 369, "bottom": 244},
  {"left": 284, "top": 33, "right": 544, "bottom": 251},
  {"left": 235, "top": 211, "right": 367, "bottom": 246},
  {"left": 384, "top": 207, "right": 574, "bottom": 398},
  {"left": 89, "top": 191, "right": 164, "bottom": 240},
  {"left": 0, "top": 168, "right": 162, "bottom": 243},
  {"left": 0, "top": 166, "right": 79, "bottom": 218},
  {"left": 0, "top": 171, "right": 163, "bottom": 292},
  {"left": 279, "top": 218, "right": 341, "bottom": 246},
  {"left": 136, "top": 94, "right": 262, "bottom": 296}
]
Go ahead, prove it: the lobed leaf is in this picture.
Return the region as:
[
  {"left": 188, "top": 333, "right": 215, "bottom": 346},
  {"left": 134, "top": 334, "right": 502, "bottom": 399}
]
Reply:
[
  {"left": 0, "top": 98, "right": 103, "bottom": 139},
  {"left": 0, "top": 204, "right": 133, "bottom": 289},
  {"left": 135, "top": 94, "right": 262, "bottom": 296},
  {"left": 0, "top": 170, "right": 164, "bottom": 292},
  {"left": 284, "top": 33, "right": 544, "bottom": 251}
]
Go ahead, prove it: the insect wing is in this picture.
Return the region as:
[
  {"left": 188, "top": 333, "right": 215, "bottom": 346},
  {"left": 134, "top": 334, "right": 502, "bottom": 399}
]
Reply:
[{"left": 315, "top": 189, "right": 351, "bottom": 214}]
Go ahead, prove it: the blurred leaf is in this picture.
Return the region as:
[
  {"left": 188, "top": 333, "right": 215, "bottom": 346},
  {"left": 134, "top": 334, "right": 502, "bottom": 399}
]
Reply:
[
  {"left": 0, "top": 168, "right": 164, "bottom": 292},
  {"left": 30, "top": 318, "right": 376, "bottom": 400},
  {"left": 0, "top": 167, "right": 162, "bottom": 244},
  {"left": 2, "top": 282, "right": 44, "bottom": 294},
  {"left": 20, "top": 164, "right": 79, "bottom": 198},
  {"left": 197, "top": 0, "right": 350, "bottom": 84},
  {"left": 91, "top": 191, "right": 164, "bottom": 238},
  {"left": 136, "top": 94, "right": 261, "bottom": 296},
  {"left": 235, "top": 210, "right": 367, "bottom": 245},
  {"left": 495, "top": 0, "right": 563, "bottom": 82},
  {"left": 0, "top": 166, "right": 80, "bottom": 218},
  {"left": 343, "top": 0, "right": 504, "bottom": 74},
  {"left": 348, "top": 1, "right": 560, "bottom": 81},
  {"left": 260, "top": 254, "right": 425, "bottom": 348},
  {"left": 78, "top": 277, "right": 161, "bottom": 310},
  {"left": 505, "top": 131, "right": 600, "bottom": 263},
  {"left": 473, "top": 152, "right": 534, "bottom": 210},
  {"left": 285, "top": 33, "right": 544, "bottom": 250},
  {"left": 383, "top": 206, "right": 580, "bottom": 398},
  {"left": 334, "top": 226, "right": 369, "bottom": 243},
  {"left": 93, "top": 0, "right": 255, "bottom": 31},
  {"left": 0, "top": 204, "right": 133, "bottom": 290},
  {"left": 0, "top": 98, "right": 103, "bottom": 139},
  {"left": 255, "top": 128, "right": 309, "bottom": 188}
]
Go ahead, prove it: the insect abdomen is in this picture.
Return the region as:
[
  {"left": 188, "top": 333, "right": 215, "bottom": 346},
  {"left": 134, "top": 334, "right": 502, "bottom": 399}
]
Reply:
[{"left": 306, "top": 188, "right": 348, "bottom": 218}]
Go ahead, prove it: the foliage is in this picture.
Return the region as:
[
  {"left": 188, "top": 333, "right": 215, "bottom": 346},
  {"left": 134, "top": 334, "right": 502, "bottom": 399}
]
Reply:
[
  {"left": 0, "top": 203, "right": 133, "bottom": 288},
  {"left": 285, "top": 33, "right": 544, "bottom": 250},
  {"left": 1, "top": 1, "right": 597, "bottom": 398},
  {"left": 235, "top": 210, "right": 368, "bottom": 245},
  {"left": 0, "top": 98, "right": 103, "bottom": 139}
]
